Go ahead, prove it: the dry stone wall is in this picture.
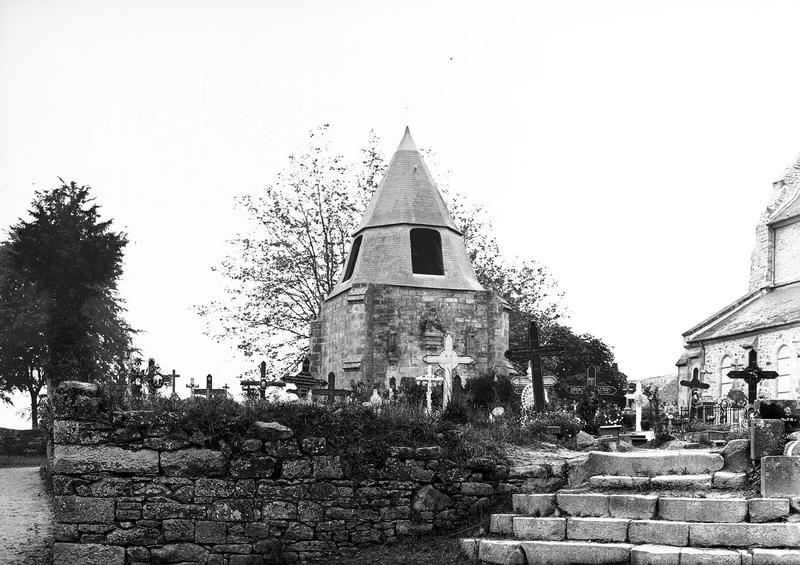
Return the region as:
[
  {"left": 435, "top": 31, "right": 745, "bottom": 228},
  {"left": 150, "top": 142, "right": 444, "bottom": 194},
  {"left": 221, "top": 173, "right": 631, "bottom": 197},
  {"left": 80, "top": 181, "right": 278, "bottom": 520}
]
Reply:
[{"left": 50, "top": 382, "right": 562, "bottom": 564}]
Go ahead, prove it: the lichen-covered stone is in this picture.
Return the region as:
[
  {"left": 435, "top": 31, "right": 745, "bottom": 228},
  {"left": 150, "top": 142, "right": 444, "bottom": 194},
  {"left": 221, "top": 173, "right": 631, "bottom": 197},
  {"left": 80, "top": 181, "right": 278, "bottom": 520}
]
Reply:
[
  {"left": 151, "top": 543, "right": 209, "bottom": 564},
  {"left": 301, "top": 437, "right": 326, "bottom": 454},
  {"left": 54, "top": 496, "right": 115, "bottom": 524},
  {"left": 209, "top": 499, "right": 258, "bottom": 522},
  {"left": 196, "top": 520, "right": 227, "bottom": 543},
  {"left": 229, "top": 455, "right": 276, "bottom": 479},
  {"left": 53, "top": 445, "right": 159, "bottom": 475},
  {"left": 240, "top": 439, "right": 262, "bottom": 452},
  {"left": 415, "top": 446, "right": 442, "bottom": 460},
  {"left": 312, "top": 455, "right": 344, "bottom": 479},
  {"left": 412, "top": 485, "right": 452, "bottom": 512},
  {"left": 762, "top": 456, "right": 800, "bottom": 497},
  {"left": 263, "top": 501, "right": 297, "bottom": 520},
  {"left": 254, "top": 421, "right": 293, "bottom": 441},
  {"left": 54, "top": 543, "right": 124, "bottom": 565},
  {"left": 163, "top": 519, "right": 195, "bottom": 541},
  {"left": 282, "top": 458, "right": 313, "bottom": 479},
  {"left": 722, "top": 439, "right": 751, "bottom": 472},
  {"left": 160, "top": 448, "right": 227, "bottom": 477},
  {"left": 752, "top": 419, "right": 786, "bottom": 460}
]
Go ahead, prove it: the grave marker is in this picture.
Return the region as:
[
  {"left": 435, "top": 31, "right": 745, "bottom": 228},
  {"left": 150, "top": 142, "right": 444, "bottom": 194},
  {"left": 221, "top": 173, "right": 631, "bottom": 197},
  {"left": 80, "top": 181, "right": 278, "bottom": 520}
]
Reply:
[
  {"left": 727, "top": 350, "right": 779, "bottom": 406},
  {"left": 416, "top": 365, "right": 444, "bottom": 415},
  {"left": 504, "top": 321, "right": 563, "bottom": 411},
  {"left": 423, "top": 333, "right": 473, "bottom": 410},
  {"left": 282, "top": 357, "right": 327, "bottom": 396},
  {"left": 312, "top": 372, "right": 352, "bottom": 404}
]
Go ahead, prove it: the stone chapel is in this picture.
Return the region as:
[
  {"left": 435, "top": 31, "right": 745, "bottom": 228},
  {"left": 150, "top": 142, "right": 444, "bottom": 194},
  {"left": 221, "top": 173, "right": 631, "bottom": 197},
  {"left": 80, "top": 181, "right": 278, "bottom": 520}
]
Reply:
[
  {"left": 676, "top": 153, "right": 800, "bottom": 408},
  {"left": 309, "top": 128, "right": 510, "bottom": 389}
]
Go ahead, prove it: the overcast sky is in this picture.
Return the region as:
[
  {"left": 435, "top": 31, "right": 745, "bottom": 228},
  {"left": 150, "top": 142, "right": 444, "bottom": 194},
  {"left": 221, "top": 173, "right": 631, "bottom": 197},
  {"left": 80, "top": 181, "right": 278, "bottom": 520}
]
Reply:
[{"left": 2, "top": 0, "right": 800, "bottom": 427}]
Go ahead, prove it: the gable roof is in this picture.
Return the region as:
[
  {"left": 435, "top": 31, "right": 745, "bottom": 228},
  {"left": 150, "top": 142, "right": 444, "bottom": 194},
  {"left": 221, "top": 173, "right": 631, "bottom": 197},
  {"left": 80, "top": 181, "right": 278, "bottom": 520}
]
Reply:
[
  {"left": 355, "top": 127, "right": 460, "bottom": 235},
  {"left": 686, "top": 281, "right": 800, "bottom": 343}
]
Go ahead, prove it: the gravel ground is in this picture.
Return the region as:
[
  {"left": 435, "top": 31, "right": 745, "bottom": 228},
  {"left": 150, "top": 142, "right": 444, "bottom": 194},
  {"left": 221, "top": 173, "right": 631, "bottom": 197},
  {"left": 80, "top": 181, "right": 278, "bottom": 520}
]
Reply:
[{"left": 0, "top": 466, "right": 53, "bottom": 565}]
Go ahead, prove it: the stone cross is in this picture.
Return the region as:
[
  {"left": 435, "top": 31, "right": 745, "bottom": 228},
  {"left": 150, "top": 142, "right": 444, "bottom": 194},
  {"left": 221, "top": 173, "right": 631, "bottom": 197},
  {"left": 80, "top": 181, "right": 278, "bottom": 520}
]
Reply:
[
  {"left": 415, "top": 365, "right": 444, "bottom": 415},
  {"left": 624, "top": 380, "right": 649, "bottom": 432},
  {"left": 186, "top": 377, "right": 197, "bottom": 397},
  {"left": 423, "top": 333, "right": 473, "bottom": 410},
  {"left": 505, "top": 321, "right": 563, "bottom": 411},
  {"left": 282, "top": 357, "right": 327, "bottom": 396},
  {"left": 168, "top": 369, "right": 181, "bottom": 395},
  {"left": 727, "top": 353, "right": 779, "bottom": 406}
]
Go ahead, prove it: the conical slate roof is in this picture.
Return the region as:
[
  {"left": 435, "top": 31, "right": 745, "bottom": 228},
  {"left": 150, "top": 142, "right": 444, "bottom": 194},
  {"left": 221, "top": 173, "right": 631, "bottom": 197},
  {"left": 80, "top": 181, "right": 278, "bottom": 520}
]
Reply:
[{"left": 355, "top": 127, "right": 460, "bottom": 235}]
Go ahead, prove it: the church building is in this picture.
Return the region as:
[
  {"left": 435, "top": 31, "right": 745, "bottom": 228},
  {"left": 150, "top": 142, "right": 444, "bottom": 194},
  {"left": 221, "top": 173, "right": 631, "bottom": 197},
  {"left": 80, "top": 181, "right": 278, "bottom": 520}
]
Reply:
[
  {"left": 309, "top": 128, "right": 510, "bottom": 389},
  {"left": 677, "top": 154, "right": 800, "bottom": 408}
]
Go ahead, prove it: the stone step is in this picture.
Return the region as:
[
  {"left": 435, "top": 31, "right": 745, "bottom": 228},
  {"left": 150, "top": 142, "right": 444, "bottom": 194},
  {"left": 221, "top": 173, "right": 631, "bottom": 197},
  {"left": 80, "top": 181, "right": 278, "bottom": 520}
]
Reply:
[
  {"left": 570, "top": 450, "right": 725, "bottom": 485},
  {"left": 588, "top": 471, "right": 747, "bottom": 490},
  {"left": 461, "top": 539, "right": 800, "bottom": 565}
]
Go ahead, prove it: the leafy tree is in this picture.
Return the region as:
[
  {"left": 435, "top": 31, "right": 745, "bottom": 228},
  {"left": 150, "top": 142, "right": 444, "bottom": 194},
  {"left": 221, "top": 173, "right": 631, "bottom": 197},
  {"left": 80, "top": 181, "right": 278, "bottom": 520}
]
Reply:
[{"left": 0, "top": 181, "right": 134, "bottom": 426}]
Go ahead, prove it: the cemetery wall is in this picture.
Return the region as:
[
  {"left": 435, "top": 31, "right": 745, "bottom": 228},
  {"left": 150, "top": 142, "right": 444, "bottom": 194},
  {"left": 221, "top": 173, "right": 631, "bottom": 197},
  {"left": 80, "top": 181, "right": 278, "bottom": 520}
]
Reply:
[
  {"left": 311, "top": 283, "right": 509, "bottom": 389},
  {"left": 0, "top": 426, "right": 46, "bottom": 456},
  {"left": 50, "top": 382, "right": 554, "bottom": 565}
]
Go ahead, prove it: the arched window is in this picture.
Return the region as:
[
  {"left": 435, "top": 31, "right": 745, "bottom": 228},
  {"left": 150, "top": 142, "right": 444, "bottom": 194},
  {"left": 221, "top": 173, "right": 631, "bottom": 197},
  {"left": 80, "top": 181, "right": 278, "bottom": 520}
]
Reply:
[
  {"left": 342, "top": 236, "right": 363, "bottom": 281},
  {"left": 777, "top": 345, "right": 795, "bottom": 399},
  {"left": 410, "top": 228, "right": 444, "bottom": 275},
  {"left": 719, "top": 355, "right": 733, "bottom": 397}
]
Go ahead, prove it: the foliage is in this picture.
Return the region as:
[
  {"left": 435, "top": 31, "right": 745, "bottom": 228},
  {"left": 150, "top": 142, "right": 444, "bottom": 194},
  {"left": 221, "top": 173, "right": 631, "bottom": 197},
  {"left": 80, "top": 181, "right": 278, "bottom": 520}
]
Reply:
[
  {"left": 519, "top": 408, "right": 582, "bottom": 441},
  {"left": 0, "top": 181, "right": 133, "bottom": 427}
]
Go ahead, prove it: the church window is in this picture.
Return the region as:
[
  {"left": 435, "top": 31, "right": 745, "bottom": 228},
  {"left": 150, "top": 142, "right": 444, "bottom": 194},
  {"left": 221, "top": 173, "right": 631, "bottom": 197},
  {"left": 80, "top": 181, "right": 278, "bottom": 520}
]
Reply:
[
  {"left": 342, "top": 236, "right": 363, "bottom": 281},
  {"left": 777, "top": 345, "right": 795, "bottom": 398},
  {"left": 719, "top": 355, "right": 733, "bottom": 397},
  {"left": 410, "top": 228, "right": 444, "bottom": 275}
]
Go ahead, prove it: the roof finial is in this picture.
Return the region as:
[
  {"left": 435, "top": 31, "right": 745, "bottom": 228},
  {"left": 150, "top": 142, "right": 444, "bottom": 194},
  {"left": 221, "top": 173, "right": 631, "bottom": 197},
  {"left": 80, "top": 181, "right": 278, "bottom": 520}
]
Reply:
[{"left": 397, "top": 126, "right": 418, "bottom": 152}]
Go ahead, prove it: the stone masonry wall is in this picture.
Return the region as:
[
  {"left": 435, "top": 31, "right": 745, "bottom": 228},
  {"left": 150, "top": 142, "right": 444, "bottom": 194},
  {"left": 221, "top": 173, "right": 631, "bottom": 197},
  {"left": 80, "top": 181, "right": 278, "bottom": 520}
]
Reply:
[
  {"left": 311, "top": 283, "right": 509, "bottom": 390},
  {"left": 50, "top": 382, "right": 558, "bottom": 565}
]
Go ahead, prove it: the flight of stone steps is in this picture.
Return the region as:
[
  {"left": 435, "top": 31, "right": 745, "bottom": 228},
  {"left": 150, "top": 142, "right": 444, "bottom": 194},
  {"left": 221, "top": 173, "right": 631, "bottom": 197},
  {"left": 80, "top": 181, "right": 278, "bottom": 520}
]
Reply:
[{"left": 460, "top": 449, "right": 800, "bottom": 564}]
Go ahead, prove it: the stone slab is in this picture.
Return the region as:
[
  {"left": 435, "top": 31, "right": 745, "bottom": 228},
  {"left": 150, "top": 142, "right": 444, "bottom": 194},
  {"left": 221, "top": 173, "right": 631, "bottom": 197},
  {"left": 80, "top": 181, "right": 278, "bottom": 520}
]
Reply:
[
  {"left": 650, "top": 474, "right": 712, "bottom": 489},
  {"left": 749, "top": 497, "right": 790, "bottom": 523},
  {"left": 54, "top": 496, "right": 115, "bottom": 524},
  {"left": 53, "top": 445, "right": 159, "bottom": 475},
  {"left": 630, "top": 545, "right": 682, "bottom": 565},
  {"left": 576, "top": 450, "right": 723, "bottom": 478},
  {"left": 751, "top": 549, "right": 800, "bottom": 564},
  {"left": 590, "top": 475, "right": 651, "bottom": 489},
  {"left": 520, "top": 540, "right": 632, "bottom": 565},
  {"left": 608, "top": 494, "right": 657, "bottom": 519},
  {"left": 512, "top": 517, "right": 566, "bottom": 541},
  {"left": 762, "top": 456, "right": 800, "bottom": 497},
  {"left": 459, "top": 538, "right": 479, "bottom": 560},
  {"left": 721, "top": 439, "right": 751, "bottom": 472},
  {"left": 713, "top": 471, "right": 747, "bottom": 489},
  {"left": 161, "top": 448, "right": 228, "bottom": 477},
  {"left": 566, "top": 517, "right": 630, "bottom": 542},
  {"left": 490, "top": 514, "right": 516, "bottom": 535},
  {"left": 680, "top": 547, "right": 743, "bottom": 565},
  {"left": 752, "top": 419, "right": 785, "bottom": 460},
  {"left": 556, "top": 493, "right": 609, "bottom": 517},
  {"left": 629, "top": 520, "right": 690, "bottom": 546},
  {"left": 689, "top": 522, "right": 800, "bottom": 547},
  {"left": 478, "top": 539, "right": 525, "bottom": 564},
  {"left": 54, "top": 543, "right": 125, "bottom": 565},
  {"left": 659, "top": 497, "right": 748, "bottom": 523},
  {"left": 512, "top": 493, "right": 556, "bottom": 516}
]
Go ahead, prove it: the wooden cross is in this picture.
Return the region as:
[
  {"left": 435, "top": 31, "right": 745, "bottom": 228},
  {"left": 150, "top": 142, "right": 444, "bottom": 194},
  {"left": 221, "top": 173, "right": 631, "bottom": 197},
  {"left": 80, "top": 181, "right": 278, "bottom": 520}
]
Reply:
[
  {"left": 727, "top": 354, "right": 779, "bottom": 406},
  {"left": 167, "top": 370, "right": 181, "bottom": 395},
  {"left": 415, "top": 365, "right": 444, "bottom": 414},
  {"left": 423, "top": 333, "right": 474, "bottom": 410},
  {"left": 282, "top": 357, "right": 327, "bottom": 396},
  {"left": 312, "top": 372, "right": 352, "bottom": 404},
  {"left": 505, "top": 321, "right": 563, "bottom": 411}
]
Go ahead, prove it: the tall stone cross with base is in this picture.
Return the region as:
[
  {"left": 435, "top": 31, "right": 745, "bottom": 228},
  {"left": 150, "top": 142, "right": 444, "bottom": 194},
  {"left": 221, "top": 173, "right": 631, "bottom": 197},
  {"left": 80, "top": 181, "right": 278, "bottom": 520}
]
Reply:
[
  {"left": 505, "top": 321, "right": 563, "bottom": 411},
  {"left": 423, "top": 334, "right": 473, "bottom": 410},
  {"left": 416, "top": 365, "right": 444, "bottom": 415}
]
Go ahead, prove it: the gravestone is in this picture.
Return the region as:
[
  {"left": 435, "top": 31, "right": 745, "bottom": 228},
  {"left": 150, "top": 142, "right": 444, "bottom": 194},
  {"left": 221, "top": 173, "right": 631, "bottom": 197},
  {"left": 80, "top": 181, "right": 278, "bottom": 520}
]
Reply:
[
  {"left": 423, "top": 333, "right": 473, "bottom": 410},
  {"left": 751, "top": 419, "right": 786, "bottom": 460}
]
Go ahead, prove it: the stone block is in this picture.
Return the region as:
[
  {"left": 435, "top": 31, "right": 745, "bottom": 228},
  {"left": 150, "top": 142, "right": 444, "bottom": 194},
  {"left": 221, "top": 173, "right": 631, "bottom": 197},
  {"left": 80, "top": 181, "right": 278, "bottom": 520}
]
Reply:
[
  {"left": 512, "top": 517, "right": 566, "bottom": 540},
  {"left": 151, "top": 543, "right": 209, "bottom": 563},
  {"left": 575, "top": 450, "right": 723, "bottom": 478},
  {"left": 312, "top": 455, "right": 344, "bottom": 479},
  {"left": 105, "top": 526, "right": 159, "bottom": 546},
  {"left": 160, "top": 448, "right": 228, "bottom": 477},
  {"left": 512, "top": 494, "right": 556, "bottom": 516},
  {"left": 209, "top": 499, "right": 257, "bottom": 521},
  {"left": 240, "top": 438, "right": 262, "bottom": 452},
  {"left": 762, "top": 456, "right": 800, "bottom": 497},
  {"left": 412, "top": 485, "right": 451, "bottom": 512},
  {"left": 690, "top": 522, "right": 800, "bottom": 547},
  {"left": 54, "top": 543, "right": 125, "bottom": 565},
  {"left": 461, "top": 482, "right": 494, "bottom": 496},
  {"left": 752, "top": 419, "right": 786, "bottom": 460},
  {"left": 163, "top": 519, "right": 194, "bottom": 542},
  {"left": 713, "top": 471, "right": 747, "bottom": 489},
  {"left": 650, "top": 474, "right": 712, "bottom": 489},
  {"left": 566, "top": 517, "right": 630, "bottom": 542},
  {"left": 752, "top": 549, "right": 800, "bottom": 564},
  {"left": 489, "top": 514, "right": 515, "bottom": 535},
  {"left": 680, "top": 547, "right": 742, "bottom": 565},
  {"left": 196, "top": 521, "right": 227, "bottom": 544},
  {"left": 459, "top": 538, "right": 479, "bottom": 560},
  {"left": 628, "top": 520, "right": 689, "bottom": 546},
  {"left": 54, "top": 496, "right": 114, "bottom": 524},
  {"left": 478, "top": 539, "right": 525, "bottom": 564},
  {"left": 520, "top": 540, "right": 632, "bottom": 564},
  {"left": 282, "top": 458, "right": 312, "bottom": 479},
  {"left": 263, "top": 501, "right": 297, "bottom": 520},
  {"left": 415, "top": 446, "right": 442, "bottom": 459},
  {"left": 53, "top": 445, "right": 159, "bottom": 475},
  {"left": 229, "top": 455, "right": 276, "bottom": 479},
  {"left": 721, "top": 439, "right": 751, "bottom": 472},
  {"left": 556, "top": 493, "right": 609, "bottom": 517},
  {"left": 630, "top": 544, "right": 681, "bottom": 565},
  {"left": 590, "top": 475, "right": 651, "bottom": 489},
  {"left": 230, "top": 556, "right": 264, "bottom": 565},
  {"left": 254, "top": 421, "right": 293, "bottom": 441},
  {"left": 749, "top": 497, "right": 790, "bottom": 522},
  {"left": 608, "top": 494, "right": 657, "bottom": 519},
  {"left": 659, "top": 497, "right": 748, "bottom": 523}
]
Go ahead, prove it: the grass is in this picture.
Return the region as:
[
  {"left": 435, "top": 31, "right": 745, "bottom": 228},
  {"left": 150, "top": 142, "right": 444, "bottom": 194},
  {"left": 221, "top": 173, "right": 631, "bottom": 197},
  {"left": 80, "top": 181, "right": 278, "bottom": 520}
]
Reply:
[{"left": 0, "top": 455, "right": 46, "bottom": 468}]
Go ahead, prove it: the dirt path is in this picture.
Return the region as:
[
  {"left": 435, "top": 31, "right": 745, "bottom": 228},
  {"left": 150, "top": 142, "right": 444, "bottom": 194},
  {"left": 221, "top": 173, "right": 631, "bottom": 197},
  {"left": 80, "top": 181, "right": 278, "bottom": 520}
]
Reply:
[{"left": 0, "top": 466, "right": 53, "bottom": 565}]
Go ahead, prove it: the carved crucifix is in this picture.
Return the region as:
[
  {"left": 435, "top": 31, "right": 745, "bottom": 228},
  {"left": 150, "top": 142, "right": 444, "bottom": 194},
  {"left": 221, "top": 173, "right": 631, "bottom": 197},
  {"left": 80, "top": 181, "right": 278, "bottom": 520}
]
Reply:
[
  {"left": 423, "top": 334, "right": 473, "bottom": 410},
  {"left": 415, "top": 365, "right": 444, "bottom": 414}
]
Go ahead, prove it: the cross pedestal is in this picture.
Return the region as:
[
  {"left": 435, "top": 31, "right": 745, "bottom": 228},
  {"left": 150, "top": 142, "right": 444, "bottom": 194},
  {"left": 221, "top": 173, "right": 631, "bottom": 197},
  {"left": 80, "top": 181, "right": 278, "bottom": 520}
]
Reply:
[
  {"left": 416, "top": 365, "right": 444, "bottom": 414},
  {"left": 423, "top": 334, "right": 473, "bottom": 410}
]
